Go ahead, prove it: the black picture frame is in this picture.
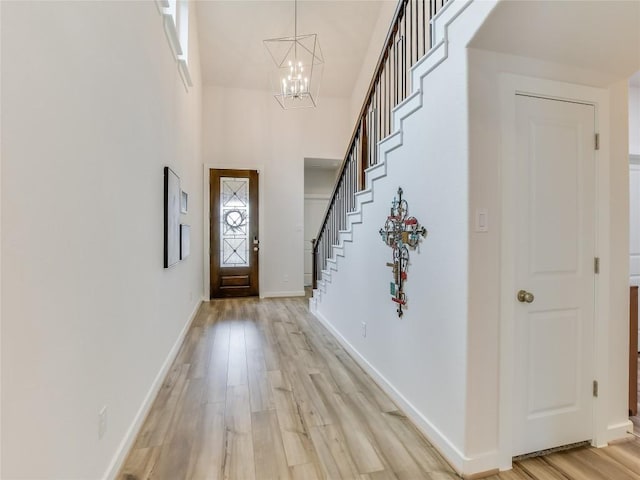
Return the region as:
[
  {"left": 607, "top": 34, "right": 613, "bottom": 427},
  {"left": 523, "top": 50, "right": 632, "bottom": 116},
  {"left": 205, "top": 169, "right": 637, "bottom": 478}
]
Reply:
[{"left": 164, "top": 166, "right": 181, "bottom": 268}]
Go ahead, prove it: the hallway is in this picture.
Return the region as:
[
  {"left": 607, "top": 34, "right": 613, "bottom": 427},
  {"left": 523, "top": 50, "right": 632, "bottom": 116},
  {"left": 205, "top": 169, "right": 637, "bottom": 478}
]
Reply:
[{"left": 119, "top": 297, "right": 640, "bottom": 479}]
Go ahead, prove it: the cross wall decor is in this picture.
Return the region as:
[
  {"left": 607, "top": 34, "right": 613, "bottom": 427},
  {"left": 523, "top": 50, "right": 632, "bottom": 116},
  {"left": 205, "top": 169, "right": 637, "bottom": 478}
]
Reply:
[{"left": 379, "top": 187, "right": 427, "bottom": 317}]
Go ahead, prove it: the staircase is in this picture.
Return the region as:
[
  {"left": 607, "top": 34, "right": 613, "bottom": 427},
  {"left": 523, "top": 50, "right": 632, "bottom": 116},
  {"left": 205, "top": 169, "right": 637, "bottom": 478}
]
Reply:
[
  {"left": 308, "top": 0, "right": 640, "bottom": 476},
  {"left": 306, "top": 0, "right": 495, "bottom": 475},
  {"left": 310, "top": 0, "right": 471, "bottom": 311}
]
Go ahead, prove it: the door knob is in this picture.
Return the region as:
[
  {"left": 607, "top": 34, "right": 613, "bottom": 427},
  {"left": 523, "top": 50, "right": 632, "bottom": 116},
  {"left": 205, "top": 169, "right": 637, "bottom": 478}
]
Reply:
[{"left": 517, "top": 290, "right": 534, "bottom": 303}]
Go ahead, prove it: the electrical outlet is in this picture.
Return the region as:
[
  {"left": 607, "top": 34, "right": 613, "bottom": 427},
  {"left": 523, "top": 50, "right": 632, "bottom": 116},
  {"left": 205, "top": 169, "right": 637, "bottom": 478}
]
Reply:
[
  {"left": 283, "top": 274, "right": 289, "bottom": 283},
  {"left": 98, "top": 406, "right": 108, "bottom": 439},
  {"left": 361, "top": 321, "right": 367, "bottom": 338}
]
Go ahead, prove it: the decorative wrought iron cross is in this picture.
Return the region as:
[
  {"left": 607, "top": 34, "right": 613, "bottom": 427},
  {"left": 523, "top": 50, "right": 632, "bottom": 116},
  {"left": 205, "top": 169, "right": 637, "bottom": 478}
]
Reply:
[{"left": 379, "top": 187, "right": 427, "bottom": 317}]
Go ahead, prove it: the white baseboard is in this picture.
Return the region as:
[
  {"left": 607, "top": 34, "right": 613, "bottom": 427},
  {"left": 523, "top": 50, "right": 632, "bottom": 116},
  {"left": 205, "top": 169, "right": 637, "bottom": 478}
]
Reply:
[
  {"left": 600, "top": 420, "right": 635, "bottom": 446},
  {"left": 308, "top": 296, "right": 317, "bottom": 314},
  {"left": 311, "top": 308, "right": 498, "bottom": 476},
  {"left": 102, "top": 298, "right": 204, "bottom": 480},
  {"left": 260, "top": 290, "right": 306, "bottom": 298}
]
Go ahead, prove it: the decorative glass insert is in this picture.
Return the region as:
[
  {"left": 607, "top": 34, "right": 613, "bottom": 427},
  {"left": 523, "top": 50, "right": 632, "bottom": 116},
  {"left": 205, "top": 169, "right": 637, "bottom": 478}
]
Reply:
[{"left": 220, "top": 177, "right": 250, "bottom": 267}]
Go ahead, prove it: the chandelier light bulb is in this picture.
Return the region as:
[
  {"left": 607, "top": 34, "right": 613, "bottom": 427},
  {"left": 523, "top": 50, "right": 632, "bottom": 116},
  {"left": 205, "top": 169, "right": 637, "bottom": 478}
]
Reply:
[{"left": 279, "top": 59, "right": 311, "bottom": 99}]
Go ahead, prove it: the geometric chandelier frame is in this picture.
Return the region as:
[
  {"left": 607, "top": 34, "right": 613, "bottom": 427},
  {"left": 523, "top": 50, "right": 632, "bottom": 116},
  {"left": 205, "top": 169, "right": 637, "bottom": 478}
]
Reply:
[{"left": 263, "top": 1, "right": 324, "bottom": 109}]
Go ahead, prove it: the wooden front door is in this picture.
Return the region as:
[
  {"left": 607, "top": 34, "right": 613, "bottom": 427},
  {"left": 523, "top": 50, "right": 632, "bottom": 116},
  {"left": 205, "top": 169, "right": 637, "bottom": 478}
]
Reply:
[
  {"left": 512, "top": 94, "right": 596, "bottom": 456},
  {"left": 210, "top": 169, "right": 259, "bottom": 298}
]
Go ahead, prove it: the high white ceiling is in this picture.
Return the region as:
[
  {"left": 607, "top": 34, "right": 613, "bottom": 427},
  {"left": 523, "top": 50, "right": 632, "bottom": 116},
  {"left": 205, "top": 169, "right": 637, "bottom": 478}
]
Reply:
[
  {"left": 470, "top": 1, "right": 640, "bottom": 85},
  {"left": 195, "top": 1, "right": 392, "bottom": 98}
]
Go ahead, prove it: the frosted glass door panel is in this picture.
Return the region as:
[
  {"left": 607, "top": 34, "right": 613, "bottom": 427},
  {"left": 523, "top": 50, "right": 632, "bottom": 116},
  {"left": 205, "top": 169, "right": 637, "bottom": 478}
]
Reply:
[
  {"left": 220, "top": 177, "right": 249, "bottom": 268},
  {"left": 210, "top": 169, "right": 259, "bottom": 298}
]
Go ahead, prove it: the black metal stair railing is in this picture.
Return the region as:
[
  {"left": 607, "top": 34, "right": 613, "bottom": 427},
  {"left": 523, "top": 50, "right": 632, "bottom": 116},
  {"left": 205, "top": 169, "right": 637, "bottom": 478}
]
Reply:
[{"left": 312, "top": 0, "right": 448, "bottom": 289}]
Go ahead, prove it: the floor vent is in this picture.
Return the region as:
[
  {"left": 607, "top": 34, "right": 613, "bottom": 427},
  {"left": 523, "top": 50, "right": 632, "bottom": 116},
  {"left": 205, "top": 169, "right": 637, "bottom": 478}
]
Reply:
[{"left": 513, "top": 440, "right": 591, "bottom": 461}]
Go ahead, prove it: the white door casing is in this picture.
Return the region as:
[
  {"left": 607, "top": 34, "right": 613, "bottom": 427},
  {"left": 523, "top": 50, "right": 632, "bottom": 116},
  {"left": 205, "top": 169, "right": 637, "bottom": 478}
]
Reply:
[{"left": 512, "top": 94, "right": 596, "bottom": 456}]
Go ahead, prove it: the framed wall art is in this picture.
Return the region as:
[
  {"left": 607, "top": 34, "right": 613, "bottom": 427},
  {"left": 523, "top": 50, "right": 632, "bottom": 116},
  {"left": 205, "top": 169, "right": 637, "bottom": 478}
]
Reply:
[
  {"left": 180, "top": 224, "right": 191, "bottom": 260},
  {"left": 164, "top": 166, "right": 181, "bottom": 268},
  {"left": 379, "top": 187, "right": 427, "bottom": 317},
  {"left": 181, "top": 190, "right": 188, "bottom": 214}
]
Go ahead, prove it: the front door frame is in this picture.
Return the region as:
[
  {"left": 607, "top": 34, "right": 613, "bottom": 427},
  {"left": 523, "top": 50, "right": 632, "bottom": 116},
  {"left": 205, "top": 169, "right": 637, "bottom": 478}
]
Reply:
[
  {"left": 203, "top": 163, "right": 265, "bottom": 300},
  {"left": 498, "top": 74, "right": 615, "bottom": 470}
]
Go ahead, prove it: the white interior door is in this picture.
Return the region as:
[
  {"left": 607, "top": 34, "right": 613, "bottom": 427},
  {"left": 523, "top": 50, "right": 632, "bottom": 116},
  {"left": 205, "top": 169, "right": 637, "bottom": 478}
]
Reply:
[{"left": 513, "top": 94, "right": 596, "bottom": 457}]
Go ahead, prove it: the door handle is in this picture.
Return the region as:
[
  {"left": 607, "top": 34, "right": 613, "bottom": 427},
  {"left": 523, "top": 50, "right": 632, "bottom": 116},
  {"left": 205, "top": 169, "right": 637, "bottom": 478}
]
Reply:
[{"left": 517, "top": 290, "right": 534, "bottom": 303}]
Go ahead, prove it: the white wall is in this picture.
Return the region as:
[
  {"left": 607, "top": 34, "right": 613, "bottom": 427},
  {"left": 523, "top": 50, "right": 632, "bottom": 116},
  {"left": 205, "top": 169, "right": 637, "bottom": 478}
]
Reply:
[
  {"left": 348, "top": 0, "right": 398, "bottom": 125},
  {"left": 314, "top": 0, "right": 637, "bottom": 475},
  {"left": 304, "top": 167, "right": 338, "bottom": 285},
  {"left": 304, "top": 198, "right": 328, "bottom": 286},
  {"left": 631, "top": 86, "right": 640, "bottom": 155},
  {"left": 199, "top": 0, "right": 393, "bottom": 298},
  {"left": 304, "top": 168, "right": 339, "bottom": 196},
  {"left": 1, "top": 1, "right": 203, "bottom": 478},
  {"left": 467, "top": 48, "right": 633, "bottom": 462},
  {"left": 0, "top": 2, "right": 3, "bottom": 474},
  {"left": 608, "top": 79, "right": 632, "bottom": 433},
  {"left": 202, "top": 86, "right": 350, "bottom": 297},
  {"left": 466, "top": 5, "right": 639, "bottom": 463},
  {"left": 314, "top": 2, "right": 497, "bottom": 471}
]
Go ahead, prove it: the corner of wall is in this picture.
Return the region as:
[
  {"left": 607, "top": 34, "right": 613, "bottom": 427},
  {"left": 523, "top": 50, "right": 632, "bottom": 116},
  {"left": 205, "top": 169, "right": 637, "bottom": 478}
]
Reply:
[
  {"left": 629, "top": 85, "right": 640, "bottom": 155},
  {"left": 1, "top": 2, "right": 206, "bottom": 477}
]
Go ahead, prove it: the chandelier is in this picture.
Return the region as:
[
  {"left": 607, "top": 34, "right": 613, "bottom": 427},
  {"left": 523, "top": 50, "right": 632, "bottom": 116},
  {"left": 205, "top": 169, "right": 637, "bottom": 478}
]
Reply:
[{"left": 263, "top": 0, "right": 324, "bottom": 109}]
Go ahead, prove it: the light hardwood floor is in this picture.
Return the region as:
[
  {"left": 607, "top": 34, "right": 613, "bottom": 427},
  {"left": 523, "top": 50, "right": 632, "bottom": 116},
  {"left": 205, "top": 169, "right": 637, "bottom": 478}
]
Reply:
[{"left": 119, "top": 297, "right": 640, "bottom": 480}]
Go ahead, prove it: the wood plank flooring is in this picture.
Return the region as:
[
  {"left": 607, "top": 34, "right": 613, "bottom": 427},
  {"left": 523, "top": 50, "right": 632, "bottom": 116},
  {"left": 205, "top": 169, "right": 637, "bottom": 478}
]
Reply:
[{"left": 119, "top": 297, "right": 640, "bottom": 480}]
